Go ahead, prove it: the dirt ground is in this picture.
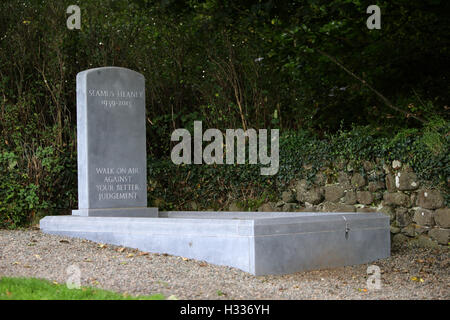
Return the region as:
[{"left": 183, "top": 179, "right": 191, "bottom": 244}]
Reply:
[{"left": 0, "top": 229, "right": 448, "bottom": 299}]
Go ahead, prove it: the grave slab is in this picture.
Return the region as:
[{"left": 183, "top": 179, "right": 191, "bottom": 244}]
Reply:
[{"left": 40, "top": 211, "right": 390, "bottom": 275}]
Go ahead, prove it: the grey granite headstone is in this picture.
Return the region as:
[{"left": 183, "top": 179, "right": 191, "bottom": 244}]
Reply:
[{"left": 72, "top": 67, "right": 157, "bottom": 217}]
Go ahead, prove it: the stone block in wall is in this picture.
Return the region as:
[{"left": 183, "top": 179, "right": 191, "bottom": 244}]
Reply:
[
  {"left": 258, "top": 202, "right": 277, "bottom": 212},
  {"left": 282, "top": 203, "right": 297, "bottom": 212},
  {"left": 396, "top": 207, "right": 412, "bottom": 227},
  {"left": 351, "top": 173, "right": 366, "bottom": 188},
  {"left": 413, "top": 208, "right": 434, "bottom": 227},
  {"left": 434, "top": 208, "right": 450, "bottom": 228},
  {"left": 357, "top": 191, "right": 374, "bottom": 205},
  {"left": 337, "top": 172, "right": 351, "bottom": 189},
  {"left": 337, "top": 171, "right": 349, "bottom": 183},
  {"left": 281, "top": 190, "right": 295, "bottom": 203},
  {"left": 343, "top": 190, "right": 357, "bottom": 205},
  {"left": 396, "top": 171, "right": 419, "bottom": 191},
  {"left": 188, "top": 201, "right": 199, "bottom": 211},
  {"left": 304, "top": 201, "right": 316, "bottom": 209},
  {"left": 383, "top": 192, "right": 411, "bottom": 207},
  {"left": 324, "top": 185, "right": 345, "bottom": 202},
  {"left": 368, "top": 181, "right": 384, "bottom": 192},
  {"left": 401, "top": 225, "right": 416, "bottom": 237},
  {"left": 295, "top": 179, "right": 308, "bottom": 190},
  {"left": 294, "top": 179, "right": 308, "bottom": 201},
  {"left": 293, "top": 179, "right": 309, "bottom": 196},
  {"left": 417, "top": 189, "right": 444, "bottom": 209},
  {"left": 429, "top": 228, "right": 450, "bottom": 245},
  {"left": 385, "top": 174, "right": 396, "bottom": 192},
  {"left": 317, "top": 201, "right": 356, "bottom": 212},
  {"left": 363, "top": 161, "right": 375, "bottom": 172},
  {"left": 297, "top": 186, "right": 324, "bottom": 205},
  {"left": 275, "top": 200, "right": 285, "bottom": 207}
]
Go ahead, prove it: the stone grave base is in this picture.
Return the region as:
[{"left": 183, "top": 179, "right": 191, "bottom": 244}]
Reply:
[{"left": 40, "top": 211, "right": 390, "bottom": 275}]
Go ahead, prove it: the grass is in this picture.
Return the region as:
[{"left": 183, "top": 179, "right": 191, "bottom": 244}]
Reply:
[{"left": 0, "top": 277, "right": 165, "bottom": 300}]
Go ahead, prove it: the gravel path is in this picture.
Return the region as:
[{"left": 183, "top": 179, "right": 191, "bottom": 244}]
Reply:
[{"left": 0, "top": 229, "right": 448, "bottom": 299}]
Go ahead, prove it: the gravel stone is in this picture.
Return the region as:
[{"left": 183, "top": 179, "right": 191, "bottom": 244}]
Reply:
[{"left": 0, "top": 229, "right": 448, "bottom": 300}]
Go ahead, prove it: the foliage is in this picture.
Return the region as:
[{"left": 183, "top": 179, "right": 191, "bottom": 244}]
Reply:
[
  {"left": 0, "top": 277, "right": 165, "bottom": 300},
  {"left": 1, "top": 0, "right": 448, "bottom": 154},
  {"left": 0, "top": 1, "right": 448, "bottom": 226},
  {"left": 0, "top": 100, "right": 76, "bottom": 228}
]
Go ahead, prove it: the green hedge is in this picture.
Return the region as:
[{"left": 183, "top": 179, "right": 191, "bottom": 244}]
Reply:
[{"left": 1, "top": 124, "right": 448, "bottom": 228}]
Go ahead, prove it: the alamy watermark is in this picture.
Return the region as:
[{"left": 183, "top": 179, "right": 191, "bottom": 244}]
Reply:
[
  {"left": 367, "top": 5, "right": 381, "bottom": 30},
  {"left": 67, "top": 4, "right": 380, "bottom": 31},
  {"left": 66, "top": 264, "right": 81, "bottom": 289},
  {"left": 171, "top": 121, "right": 279, "bottom": 176},
  {"left": 66, "top": 5, "right": 81, "bottom": 30},
  {"left": 366, "top": 265, "right": 382, "bottom": 290}
]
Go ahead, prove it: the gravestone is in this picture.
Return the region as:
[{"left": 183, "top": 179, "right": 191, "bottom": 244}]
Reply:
[{"left": 72, "top": 67, "right": 157, "bottom": 217}]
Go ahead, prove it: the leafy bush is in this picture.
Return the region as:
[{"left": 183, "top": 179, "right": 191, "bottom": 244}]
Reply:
[
  {"left": 0, "top": 1, "right": 449, "bottom": 226},
  {"left": 0, "top": 100, "right": 77, "bottom": 228}
]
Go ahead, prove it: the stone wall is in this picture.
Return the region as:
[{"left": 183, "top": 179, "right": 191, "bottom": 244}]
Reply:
[{"left": 255, "top": 160, "right": 449, "bottom": 248}]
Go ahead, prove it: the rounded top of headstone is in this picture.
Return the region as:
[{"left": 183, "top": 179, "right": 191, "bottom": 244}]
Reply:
[{"left": 77, "top": 67, "right": 145, "bottom": 81}]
